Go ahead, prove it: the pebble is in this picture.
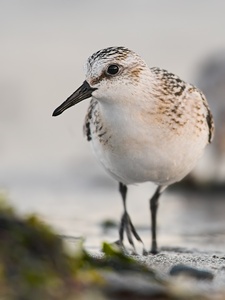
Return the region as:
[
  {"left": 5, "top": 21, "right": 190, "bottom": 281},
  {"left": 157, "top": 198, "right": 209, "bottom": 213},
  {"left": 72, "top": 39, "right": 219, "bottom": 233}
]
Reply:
[{"left": 169, "top": 264, "right": 214, "bottom": 280}]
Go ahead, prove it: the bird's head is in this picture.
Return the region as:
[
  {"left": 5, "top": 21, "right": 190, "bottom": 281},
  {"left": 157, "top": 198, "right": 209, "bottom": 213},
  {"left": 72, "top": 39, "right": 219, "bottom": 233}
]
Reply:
[{"left": 52, "top": 46, "right": 148, "bottom": 116}]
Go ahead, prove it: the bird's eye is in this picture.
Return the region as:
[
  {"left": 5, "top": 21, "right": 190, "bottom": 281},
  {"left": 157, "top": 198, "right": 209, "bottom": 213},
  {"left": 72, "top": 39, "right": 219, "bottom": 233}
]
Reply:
[{"left": 106, "top": 64, "right": 119, "bottom": 75}]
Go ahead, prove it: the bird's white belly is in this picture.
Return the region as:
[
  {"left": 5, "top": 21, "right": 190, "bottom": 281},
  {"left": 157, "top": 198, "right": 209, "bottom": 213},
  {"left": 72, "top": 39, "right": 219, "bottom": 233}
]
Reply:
[{"left": 90, "top": 124, "right": 208, "bottom": 186}]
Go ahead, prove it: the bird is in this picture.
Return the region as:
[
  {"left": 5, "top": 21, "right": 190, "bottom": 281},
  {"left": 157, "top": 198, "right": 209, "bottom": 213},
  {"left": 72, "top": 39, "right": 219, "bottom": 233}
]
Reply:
[{"left": 52, "top": 46, "right": 214, "bottom": 254}]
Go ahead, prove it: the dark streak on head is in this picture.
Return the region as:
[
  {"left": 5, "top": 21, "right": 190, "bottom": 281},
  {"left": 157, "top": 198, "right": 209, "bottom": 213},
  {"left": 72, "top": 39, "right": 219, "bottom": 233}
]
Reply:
[
  {"left": 87, "top": 47, "right": 133, "bottom": 86},
  {"left": 89, "top": 47, "right": 131, "bottom": 65},
  {"left": 90, "top": 66, "right": 144, "bottom": 86},
  {"left": 90, "top": 72, "right": 108, "bottom": 86}
]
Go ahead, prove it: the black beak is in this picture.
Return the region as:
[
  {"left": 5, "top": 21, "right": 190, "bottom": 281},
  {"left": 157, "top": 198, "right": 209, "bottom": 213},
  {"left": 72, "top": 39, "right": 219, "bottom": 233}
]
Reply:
[{"left": 52, "top": 80, "right": 97, "bottom": 116}]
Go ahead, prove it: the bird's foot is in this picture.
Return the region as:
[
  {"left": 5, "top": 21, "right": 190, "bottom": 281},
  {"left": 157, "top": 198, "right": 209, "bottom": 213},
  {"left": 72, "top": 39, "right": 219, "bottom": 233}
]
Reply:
[
  {"left": 149, "top": 241, "right": 158, "bottom": 255},
  {"left": 119, "top": 212, "right": 147, "bottom": 255}
]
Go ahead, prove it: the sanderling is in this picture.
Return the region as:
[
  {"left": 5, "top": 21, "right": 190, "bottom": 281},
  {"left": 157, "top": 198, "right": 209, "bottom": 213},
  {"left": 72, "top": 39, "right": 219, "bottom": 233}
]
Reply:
[{"left": 53, "top": 46, "right": 214, "bottom": 254}]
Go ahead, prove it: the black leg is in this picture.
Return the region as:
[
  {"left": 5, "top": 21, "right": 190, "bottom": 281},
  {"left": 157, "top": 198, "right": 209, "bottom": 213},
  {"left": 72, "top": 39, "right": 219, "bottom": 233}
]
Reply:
[
  {"left": 149, "top": 185, "right": 166, "bottom": 254},
  {"left": 118, "top": 182, "right": 147, "bottom": 255},
  {"left": 119, "top": 182, "right": 127, "bottom": 210},
  {"left": 118, "top": 182, "right": 127, "bottom": 245}
]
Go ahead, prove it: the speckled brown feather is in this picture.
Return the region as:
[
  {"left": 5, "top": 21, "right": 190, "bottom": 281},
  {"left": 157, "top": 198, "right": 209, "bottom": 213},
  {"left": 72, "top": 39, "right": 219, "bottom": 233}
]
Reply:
[
  {"left": 150, "top": 67, "right": 214, "bottom": 143},
  {"left": 85, "top": 66, "right": 214, "bottom": 145},
  {"left": 84, "top": 99, "right": 112, "bottom": 145}
]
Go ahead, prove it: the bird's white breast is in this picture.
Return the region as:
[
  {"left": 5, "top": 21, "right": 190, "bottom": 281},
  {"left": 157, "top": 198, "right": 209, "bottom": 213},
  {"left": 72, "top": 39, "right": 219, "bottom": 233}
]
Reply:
[{"left": 88, "top": 97, "right": 209, "bottom": 186}]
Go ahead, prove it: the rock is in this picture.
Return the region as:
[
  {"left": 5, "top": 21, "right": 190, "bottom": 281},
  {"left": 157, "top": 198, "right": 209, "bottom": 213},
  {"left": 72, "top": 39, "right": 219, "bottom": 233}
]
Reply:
[{"left": 169, "top": 264, "right": 214, "bottom": 280}]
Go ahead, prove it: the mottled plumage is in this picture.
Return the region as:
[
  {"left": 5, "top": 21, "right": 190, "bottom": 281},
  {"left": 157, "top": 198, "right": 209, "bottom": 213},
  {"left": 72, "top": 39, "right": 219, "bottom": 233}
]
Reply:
[{"left": 53, "top": 46, "right": 214, "bottom": 254}]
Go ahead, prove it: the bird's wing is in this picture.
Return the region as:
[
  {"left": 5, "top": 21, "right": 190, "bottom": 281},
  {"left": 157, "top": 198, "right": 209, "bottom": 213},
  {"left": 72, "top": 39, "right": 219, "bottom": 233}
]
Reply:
[
  {"left": 150, "top": 67, "right": 214, "bottom": 143},
  {"left": 192, "top": 87, "right": 215, "bottom": 143}
]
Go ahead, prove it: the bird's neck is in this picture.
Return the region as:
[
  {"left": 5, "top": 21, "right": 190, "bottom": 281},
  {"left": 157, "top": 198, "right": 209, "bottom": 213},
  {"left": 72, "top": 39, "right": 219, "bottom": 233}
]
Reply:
[{"left": 94, "top": 96, "right": 153, "bottom": 140}]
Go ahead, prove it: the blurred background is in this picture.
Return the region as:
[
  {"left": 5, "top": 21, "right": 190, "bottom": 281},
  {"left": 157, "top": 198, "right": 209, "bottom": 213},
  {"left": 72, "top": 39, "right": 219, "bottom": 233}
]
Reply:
[{"left": 1, "top": 0, "right": 225, "bottom": 252}]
